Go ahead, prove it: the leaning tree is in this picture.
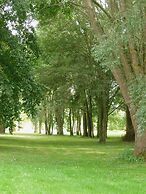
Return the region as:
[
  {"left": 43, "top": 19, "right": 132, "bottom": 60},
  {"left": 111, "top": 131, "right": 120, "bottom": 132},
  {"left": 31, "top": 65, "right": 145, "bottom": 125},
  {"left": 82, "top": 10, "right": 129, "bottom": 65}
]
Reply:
[{"left": 83, "top": 0, "right": 146, "bottom": 156}]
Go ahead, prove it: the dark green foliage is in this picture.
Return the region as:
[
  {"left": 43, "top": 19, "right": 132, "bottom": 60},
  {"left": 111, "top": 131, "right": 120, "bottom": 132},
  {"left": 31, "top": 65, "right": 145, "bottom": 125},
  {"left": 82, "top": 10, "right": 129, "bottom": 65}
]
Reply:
[
  {"left": 119, "top": 149, "right": 144, "bottom": 163},
  {"left": 129, "top": 76, "right": 146, "bottom": 134},
  {"left": 34, "top": 0, "right": 73, "bottom": 26},
  {"left": 0, "top": 0, "right": 42, "bottom": 128},
  {"left": 34, "top": 4, "right": 118, "bottom": 138}
]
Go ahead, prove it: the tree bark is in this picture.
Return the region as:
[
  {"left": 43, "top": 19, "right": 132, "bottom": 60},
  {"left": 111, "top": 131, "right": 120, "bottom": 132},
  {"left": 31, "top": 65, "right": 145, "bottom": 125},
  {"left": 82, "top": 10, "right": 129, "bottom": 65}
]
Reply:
[
  {"left": 83, "top": 112, "right": 88, "bottom": 137},
  {"left": 39, "top": 119, "right": 42, "bottom": 134},
  {"left": 84, "top": 0, "right": 146, "bottom": 156},
  {"left": 84, "top": 0, "right": 104, "bottom": 35},
  {"left": 77, "top": 112, "right": 81, "bottom": 136},
  {"left": 55, "top": 107, "right": 64, "bottom": 135},
  {"left": 98, "top": 94, "right": 108, "bottom": 143},
  {"left": 123, "top": 105, "right": 135, "bottom": 141},
  {"left": 69, "top": 108, "right": 73, "bottom": 136},
  {"left": 0, "top": 124, "right": 5, "bottom": 134},
  {"left": 48, "top": 114, "right": 53, "bottom": 135},
  {"left": 33, "top": 118, "right": 38, "bottom": 133},
  {"left": 134, "top": 130, "right": 146, "bottom": 157},
  {"left": 44, "top": 107, "right": 49, "bottom": 135},
  {"left": 85, "top": 95, "right": 93, "bottom": 138}
]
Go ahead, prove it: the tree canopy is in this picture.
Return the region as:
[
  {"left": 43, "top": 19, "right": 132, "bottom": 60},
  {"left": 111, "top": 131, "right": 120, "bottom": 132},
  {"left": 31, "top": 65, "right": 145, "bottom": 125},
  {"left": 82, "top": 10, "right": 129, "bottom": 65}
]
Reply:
[
  {"left": 0, "top": 0, "right": 41, "bottom": 129},
  {"left": 0, "top": 0, "right": 146, "bottom": 157}
]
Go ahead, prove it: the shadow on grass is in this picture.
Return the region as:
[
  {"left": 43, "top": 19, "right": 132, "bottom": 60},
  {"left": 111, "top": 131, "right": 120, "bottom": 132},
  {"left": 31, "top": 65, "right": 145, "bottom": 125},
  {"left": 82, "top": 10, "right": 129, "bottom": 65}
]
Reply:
[{"left": 0, "top": 134, "right": 133, "bottom": 155}]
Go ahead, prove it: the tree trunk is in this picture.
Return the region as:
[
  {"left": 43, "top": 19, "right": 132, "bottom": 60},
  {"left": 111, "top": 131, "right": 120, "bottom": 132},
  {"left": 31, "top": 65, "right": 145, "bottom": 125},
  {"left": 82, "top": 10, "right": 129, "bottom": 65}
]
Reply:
[
  {"left": 83, "top": 112, "right": 88, "bottom": 137},
  {"left": 31, "top": 117, "right": 38, "bottom": 133},
  {"left": 84, "top": 0, "right": 146, "bottom": 156},
  {"left": 134, "top": 130, "right": 146, "bottom": 157},
  {"left": 98, "top": 75, "right": 110, "bottom": 143},
  {"left": 48, "top": 114, "right": 53, "bottom": 135},
  {"left": 34, "top": 122, "right": 38, "bottom": 133},
  {"left": 86, "top": 95, "right": 94, "bottom": 138},
  {"left": 0, "top": 124, "right": 5, "bottom": 134},
  {"left": 45, "top": 111, "right": 52, "bottom": 135},
  {"left": 45, "top": 118, "right": 49, "bottom": 135},
  {"left": 39, "top": 119, "right": 42, "bottom": 134},
  {"left": 123, "top": 105, "right": 135, "bottom": 141},
  {"left": 77, "top": 111, "right": 81, "bottom": 136},
  {"left": 55, "top": 107, "right": 64, "bottom": 135},
  {"left": 44, "top": 108, "right": 49, "bottom": 135},
  {"left": 51, "top": 119, "right": 54, "bottom": 135},
  {"left": 98, "top": 97, "right": 108, "bottom": 143},
  {"left": 97, "top": 117, "right": 99, "bottom": 138},
  {"left": 69, "top": 108, "right": 73, "bottom": 136}
]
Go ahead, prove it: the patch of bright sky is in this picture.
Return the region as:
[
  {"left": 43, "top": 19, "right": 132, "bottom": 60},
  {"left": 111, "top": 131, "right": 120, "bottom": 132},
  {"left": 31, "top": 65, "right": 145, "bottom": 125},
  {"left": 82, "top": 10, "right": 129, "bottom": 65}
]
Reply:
[
  {"left": 3, "top": 3, "right": 38, "bottom": 35},
  {"left": 100, "top": 0, "right": 107, "bottom": 7},
  {"left": 12, "top": 18, "right": 38, "bottom": 35}
]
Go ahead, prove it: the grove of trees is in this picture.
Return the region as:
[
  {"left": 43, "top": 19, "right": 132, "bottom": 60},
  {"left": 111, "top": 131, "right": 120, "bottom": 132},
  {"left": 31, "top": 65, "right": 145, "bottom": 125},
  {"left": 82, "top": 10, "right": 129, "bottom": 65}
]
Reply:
[{"left": 0, "top": 0, "right": 145, "bottom": 157}]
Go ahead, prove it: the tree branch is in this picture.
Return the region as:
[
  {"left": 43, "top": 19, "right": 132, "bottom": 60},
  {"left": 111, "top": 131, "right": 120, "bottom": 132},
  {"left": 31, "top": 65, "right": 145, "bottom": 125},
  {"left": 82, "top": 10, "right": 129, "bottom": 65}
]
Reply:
[
  {"left": 92, "top": 0, "right": 113, "bottom": 22},
  {"left": 108, "top": 86, "right": 120, "bottom": 109},
  {"left": 108, "top": 102, "right": 124, "bottom": 116}
]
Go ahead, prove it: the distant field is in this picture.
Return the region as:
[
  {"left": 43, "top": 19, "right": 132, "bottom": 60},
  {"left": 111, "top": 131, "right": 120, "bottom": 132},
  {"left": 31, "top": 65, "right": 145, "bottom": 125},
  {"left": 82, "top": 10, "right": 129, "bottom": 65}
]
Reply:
[{"left": 0, "top": 135, "right": 145, "bottom": 194}]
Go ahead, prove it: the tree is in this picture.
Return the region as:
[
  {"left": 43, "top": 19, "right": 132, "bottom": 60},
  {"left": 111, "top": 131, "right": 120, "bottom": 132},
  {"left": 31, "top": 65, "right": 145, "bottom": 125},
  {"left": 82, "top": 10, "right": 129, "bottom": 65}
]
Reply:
[
  {"left": 83, "top": 0, "right": 146, "bottom": 156},
  {"left": 123, "top": 105, "right": 135, "bottom": 141},
  {"left": 35, "top": 3, "right": 122, "bottom": 141},
  {"left": 0, "top": 0, "right": 41, "bottom": 131}
]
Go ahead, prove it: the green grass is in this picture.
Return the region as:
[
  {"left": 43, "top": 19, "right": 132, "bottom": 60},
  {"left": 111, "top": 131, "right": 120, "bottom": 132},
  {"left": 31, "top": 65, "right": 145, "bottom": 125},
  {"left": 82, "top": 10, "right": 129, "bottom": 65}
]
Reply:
[{"left": 0, "top": 134, "right": 146, "bottom": 194}]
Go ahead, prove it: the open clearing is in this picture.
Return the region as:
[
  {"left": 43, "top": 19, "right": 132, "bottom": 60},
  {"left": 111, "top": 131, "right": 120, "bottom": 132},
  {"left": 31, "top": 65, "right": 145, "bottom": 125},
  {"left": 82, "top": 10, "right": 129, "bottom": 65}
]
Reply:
[{"left": 0, "top": 135, "right": 146, "bottom": 194}]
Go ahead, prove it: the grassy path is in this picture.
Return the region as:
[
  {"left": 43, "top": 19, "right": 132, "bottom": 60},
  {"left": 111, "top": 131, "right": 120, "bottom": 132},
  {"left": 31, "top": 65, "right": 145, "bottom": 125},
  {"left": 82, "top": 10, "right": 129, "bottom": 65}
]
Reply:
[{"left": 0, "top": 135, "right": 146, "bottom": 194}]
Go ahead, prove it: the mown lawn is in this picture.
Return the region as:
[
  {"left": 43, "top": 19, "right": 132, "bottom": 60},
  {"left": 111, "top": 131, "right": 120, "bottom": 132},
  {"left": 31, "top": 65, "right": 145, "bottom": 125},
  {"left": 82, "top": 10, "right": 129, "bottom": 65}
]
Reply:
[{"left": 0, "top": 134, "right": 145, "bottom": 194}]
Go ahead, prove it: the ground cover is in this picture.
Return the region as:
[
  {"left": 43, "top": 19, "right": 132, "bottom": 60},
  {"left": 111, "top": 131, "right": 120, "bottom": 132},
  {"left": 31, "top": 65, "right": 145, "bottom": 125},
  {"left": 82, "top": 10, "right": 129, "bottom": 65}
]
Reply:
[{"left": 0, "top": 135, "right": 145, "bottom": 194}]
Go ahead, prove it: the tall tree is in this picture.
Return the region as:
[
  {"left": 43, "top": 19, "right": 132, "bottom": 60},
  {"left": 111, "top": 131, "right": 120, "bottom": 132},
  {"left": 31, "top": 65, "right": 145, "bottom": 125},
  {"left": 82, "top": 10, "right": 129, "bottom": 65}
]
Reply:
[
  {"left": 0, "top": 0, "right": 41, "bottom": 131},
  {"left": 36, "top": 5, "right": 117, "bottom": 140},
  {"left": 83, "top": 0, "right": 146, "bottom": 156}
]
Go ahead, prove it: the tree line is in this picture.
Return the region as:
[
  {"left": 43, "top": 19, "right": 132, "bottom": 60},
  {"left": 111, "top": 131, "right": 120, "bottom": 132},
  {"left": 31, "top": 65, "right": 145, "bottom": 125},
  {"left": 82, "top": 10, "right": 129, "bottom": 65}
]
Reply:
[{"left": 0, "top": 0, "right": 145, "bottom": 157}]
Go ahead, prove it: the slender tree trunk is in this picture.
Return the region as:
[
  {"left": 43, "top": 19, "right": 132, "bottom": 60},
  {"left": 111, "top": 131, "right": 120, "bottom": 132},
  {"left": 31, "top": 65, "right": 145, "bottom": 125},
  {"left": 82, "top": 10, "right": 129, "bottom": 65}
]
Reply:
[
  {"left": 48, "top": 114, "right": 53, "bottom": 135},
  {"left": 69, "top": 108, "right": 73, "bottom": 136},
  {"left": 44, "top": 108, "right": 49, "bottom": 135},
  {"left": 86, "top": 95, "right": 93, "bottom": 138},
  {"left": 83, "top": 112, "right": 88, "bottom": 137},
  {"left": 45, "top": 118, "right": 49, "bottom": 135},
  {"left": 97, "top": 117, "right": 99, "bottom": 138},
  {"left": 55, "top": 107, "right": 64, "bottom": 135},
  {"left": 51, "top": 120, "right": 54, "bottom": 135},
  {"left": 77, "top": 111, "right": 81, "bottom": 136},
  {"left": 33, "top": 119, "right": 38, "bottom": 133},
  {"left": 39, "top": 119, "right": 42, "bottom": 134},
  {"left": 72, "top": 112, "right": 75, "bottom": 135},
  {"left": 34, "top": 122, "right": 38, "bottom": 133}
]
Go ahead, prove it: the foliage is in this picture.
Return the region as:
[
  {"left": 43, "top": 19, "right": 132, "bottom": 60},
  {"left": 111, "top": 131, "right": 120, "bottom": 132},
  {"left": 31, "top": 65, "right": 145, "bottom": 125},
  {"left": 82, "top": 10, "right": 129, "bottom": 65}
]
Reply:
[
  {"left": 37, "top": 13, "right": 97, "bottom": 105},
  {"left": 129, "top": 76, "right": 146, "bottom": 134},
  {"left": 119, "top": 149, "right": 144, "bottom": 163},
  {"left": 108, "top": 110, "right": 125, "bottom": 131},
  {"left": 0, "top": 0, "right": 42, "bottom": 128},
  {"left": 34, "top": 0, "right": 73, "bottom": 25},
  {"left": 90, "top": 0, "right": 146, "bottom": 137}
]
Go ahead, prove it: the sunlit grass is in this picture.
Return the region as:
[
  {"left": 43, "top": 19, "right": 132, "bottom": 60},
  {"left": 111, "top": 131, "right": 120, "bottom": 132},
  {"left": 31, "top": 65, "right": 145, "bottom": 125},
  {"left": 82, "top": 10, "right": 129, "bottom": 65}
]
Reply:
[{"left": 0, "top": 135, "right": 146, "bottom": 194}]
